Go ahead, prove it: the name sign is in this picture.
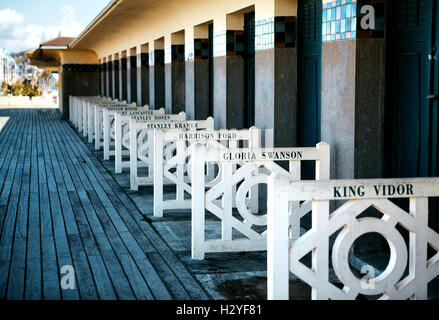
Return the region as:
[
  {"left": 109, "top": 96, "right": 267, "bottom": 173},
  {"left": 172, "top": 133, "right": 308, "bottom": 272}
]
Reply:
[
  {"left": 278, "top": 178, "right": 439, "bottom": 201},
  {"left": 201, "top": 148, "right": 327, "bottom": 162},
  {"left": 132, "top": 120, "right": 200, "bottom": 130},
  {"left": 163, "top": 129, "right": 256, "bottom": 141}
]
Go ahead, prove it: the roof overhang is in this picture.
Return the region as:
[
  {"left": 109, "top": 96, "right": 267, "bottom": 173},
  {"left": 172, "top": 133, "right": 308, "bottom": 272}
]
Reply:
[{"left": 70, "top": 0, "right": 121, "bottom": 49}]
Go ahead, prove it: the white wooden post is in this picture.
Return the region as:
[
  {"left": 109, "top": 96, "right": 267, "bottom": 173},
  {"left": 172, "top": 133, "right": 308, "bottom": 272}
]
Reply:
[
  {"left": 192, "top": 143, "right": 206, "bottom": 260},
  {"left": 410, "top": 197, "right": 428, "bottom": 300},
  {"left": 82, "top": 100, "right": 88, "bottom": 137},
  {"left": 94, "top": 104, "right": 102, "bottom": 150},
  {"left": 115, "top": 113, "right": 123, "bottom": 173},
  {"left": 130, "top": 118, "right": 139, "bottom": 191},
  {"left": 153, "top": 129, "right": 165, "bottom": 217},
  {"left": 267, "top": 173, "right": 290, "bottom": 300},
  {"left": 103, "top": 108, "right": 111, "bottom": 160}
]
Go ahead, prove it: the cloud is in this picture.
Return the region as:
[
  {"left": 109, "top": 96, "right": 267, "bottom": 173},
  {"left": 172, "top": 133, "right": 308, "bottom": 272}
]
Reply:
[
  {"left": 0, "top": 6, "right": 83, "bottom": 53},
  {"left": 0, "top": 8, "right": 25, "bottom": 39}
]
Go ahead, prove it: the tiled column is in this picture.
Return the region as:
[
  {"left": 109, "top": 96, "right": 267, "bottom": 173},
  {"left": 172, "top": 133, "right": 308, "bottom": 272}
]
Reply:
[
  {"left": 255, "top": 1, "right": 297, "bottom": 148},
  {"left": 185, "top": 25, "right": 210, "bottom": 120},
  {"left": 113, "top": 57, "right": 120, "bottom": 100},
  {"left": 321, "top": 0, "right": 385, "bottom": 179},
  {"left": 213, "top": 15, "right": 246, "bottom": 130},
  {"left": 119, "top": 53, "right": 128, "bottom": 102},
  {"left": 165, "top": 33, "right": 186, "bottom": 114},
  {"left": 99, "top": 61, "right": 104, "bottom": 96},
  {"left": 149, "top": 39, "right": 165, "bottom": 109},
  {"left": 107, "top": 59, "right": 113, "bottom": 99},
  {"left": 103, "top": 59, "right": 108, "bottom": 97},
  {"left": 137, "top": 45, "right": 149, "bottom": 106},
  {"left": 127, "top": 48, "right": 137, "bottom": 104}
]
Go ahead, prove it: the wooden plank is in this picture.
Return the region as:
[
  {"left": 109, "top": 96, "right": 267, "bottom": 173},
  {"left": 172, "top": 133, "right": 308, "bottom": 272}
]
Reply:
[
  {"left": 1, "top": 111, "right": 30, "bottom": 300},
  {"left": 41, "top": 235, "right": 61, "bottom": 300},
  {"left": 6, "top": 110, "right": 32, "bottom": 300},
  {"left": 51, "top": 114, "right": 173, "bottom": 299},
  {"left": 61, "top": 116, "right": 208, "bottom": 300},
  {"left": 93, "top": 233, "right": 136, "bottom": 300},
  {"left": 67, "top": 234, "right": 99, "bottom": 300}
]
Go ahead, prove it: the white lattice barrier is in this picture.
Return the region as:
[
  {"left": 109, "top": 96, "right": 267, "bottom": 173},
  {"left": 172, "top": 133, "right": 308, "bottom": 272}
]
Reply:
[
  {"left": 101, "top": 104, "right": 149, "bottom": 159},
  {"left": 267, "top": 176, "right": 439, "bottom": 300},
  {"left": 191, "top": 142, "right": 330, "bottom": 260},
  {"left": 70, "top": 96, "right": 113, "bottom": 132},
  {"left": 114, "top": 111, "right": 182, "bottom": 173},
  {"left": 153, "top": 128, "right": 259, "bottom": 218},
  {"left": 129, "top": 117, "right": 214, "bottom": 191},
  {"left": 94, "top": 102, "right": 131, "bottom": 150},
  {"left": 73, "top": 96, "right": 113, "bottom": 133}
]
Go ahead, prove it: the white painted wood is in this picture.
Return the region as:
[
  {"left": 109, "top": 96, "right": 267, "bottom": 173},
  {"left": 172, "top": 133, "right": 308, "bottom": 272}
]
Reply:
[
  {"left": 191, "top": 142, "right": 330, "bottom": 260},
  {"left": 102, "top": 103, "right": 138, "bottom": 160},
  {"left": 267, "top": 175, "right": 439, "bottom": 300},
  {"left": 114, "top": 110, "right": 176, "bottom": 173},
  {"left": 153, "top": 127, "right": 254, "bottom": 219},
  {"left": 129, "top": 116, "right": 217, "bottom": 191}
]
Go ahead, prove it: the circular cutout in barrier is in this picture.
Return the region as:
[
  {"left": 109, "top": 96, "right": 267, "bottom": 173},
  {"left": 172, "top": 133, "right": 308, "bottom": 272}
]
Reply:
[{"left": 332, "top": 218, "right": 407, "bottom": 296}]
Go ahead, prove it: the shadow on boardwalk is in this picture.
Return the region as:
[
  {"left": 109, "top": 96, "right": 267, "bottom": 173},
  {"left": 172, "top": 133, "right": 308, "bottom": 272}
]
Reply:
[{"left": 0, "top": 109, "right": 209, "bottom": 300}]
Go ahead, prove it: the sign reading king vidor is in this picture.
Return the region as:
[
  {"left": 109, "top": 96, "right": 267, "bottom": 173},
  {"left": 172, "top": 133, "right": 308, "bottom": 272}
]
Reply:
[{"left": 276, "top": 177, "right": 439, "bottom": 201}]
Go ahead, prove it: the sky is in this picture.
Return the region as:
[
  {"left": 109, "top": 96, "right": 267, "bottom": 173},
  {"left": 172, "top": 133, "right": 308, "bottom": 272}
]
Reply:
[{"left": 0, "top": 0, "right": 110, "bottom": 53}]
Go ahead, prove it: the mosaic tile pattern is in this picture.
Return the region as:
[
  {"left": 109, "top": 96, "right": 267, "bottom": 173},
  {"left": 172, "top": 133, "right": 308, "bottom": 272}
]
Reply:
[
  {"left": 128, "top": 56, "right": 137, "bottom": 69},
  {"left": 62, "top": 64, "right": 99, "bottom": 73},
  {"left": 139, "top": 53, "right": 149, "bottom": 66},
  {"left": 322, "top": 0, "right": 357, "bottom": 42},
  {"left": 194, "top": 38, "right": 209, "bottom": 60},
  {"left": 172, "top": 45, "right": 185, "bottom": 62},
  {"left": 113, "top": 60, "right": 119, "bottom": 70},
  {"left": 185, "top": 41, "right": 194, "bottom": 61},
  {"left": 255, "top": 16, "right": 296, "bottom": 51},
  {"left": 256, "top": 18, "right": 274, "bottom": 50},
  {"left": 226, "top": 30, "right": 245, "bottom": 56},
  {"left": 120, "top": 58, "right": 127, "bottom": 70},
  {"left": 213, "top": 31, "right": 226, "bottom": 57},
  {"left": 152, "top": 50, "right": 165, "bottom": 66}
]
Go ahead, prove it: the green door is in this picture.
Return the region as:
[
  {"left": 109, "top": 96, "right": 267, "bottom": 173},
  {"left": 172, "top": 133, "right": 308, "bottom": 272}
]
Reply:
[
  {"left": 387, "top": 0, "right": 439, "bottom": 230},
  {"left": 386, "top": 0, "right": 435, "bottom": 178},
  {"left": 298, "top": 0, "right": 322, "bottom": 179}
]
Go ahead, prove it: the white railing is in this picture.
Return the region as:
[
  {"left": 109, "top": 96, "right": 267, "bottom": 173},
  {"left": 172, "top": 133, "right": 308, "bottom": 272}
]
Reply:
[
  {"left": 129, "top": 117, "right": 214, "bottom": 191},
  {"left": 267, "top": 175, "right": 439, "bottom": 300},
  {"left": 153, "top": 128, "right": 260, "bottom": 218},
  {"left": 190, "top": 142, "right": 330, "bottom": 260},
  {"left": 114, "top": 111, "right": 178, "bottom": 173}
]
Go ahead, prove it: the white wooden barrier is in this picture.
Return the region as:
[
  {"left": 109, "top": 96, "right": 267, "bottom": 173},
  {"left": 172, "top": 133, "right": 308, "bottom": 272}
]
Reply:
[
  {"left": 153, "top": 128, "right": 260, "bottom": 218},
  {"left": 267, "top": 176, "right": 439, "bottom": 300},
  {"left": 129, "top": 117, "right": 214, "bottom": 191},
  {"left": 114, "top": 111, "right": 184, "bottom": 173},
  {"left": 191, "top": 142, "right": 330, "bottom": 260},
  {"left": 94, "top": 102, "right": 130, "bottom": 150},
  {"left": 70, "top": 96, "right": 113, "bottom": 132},
  {"left": 101, "top": 104, "right": 149, "bottom": 159}
]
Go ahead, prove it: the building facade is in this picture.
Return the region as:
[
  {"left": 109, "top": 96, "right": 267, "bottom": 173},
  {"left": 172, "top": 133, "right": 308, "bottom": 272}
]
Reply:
[
  {"left": 0, "top": 48, "right": 18, "bottom": 85},
  {"left": 29, "top": 0, "right": 439, "bottom": 226}
]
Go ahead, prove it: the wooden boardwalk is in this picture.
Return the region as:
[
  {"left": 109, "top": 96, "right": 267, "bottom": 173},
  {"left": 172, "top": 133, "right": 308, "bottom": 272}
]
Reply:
[{"left": 0, "top": 109, "right": 209, "bottom": 300}]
